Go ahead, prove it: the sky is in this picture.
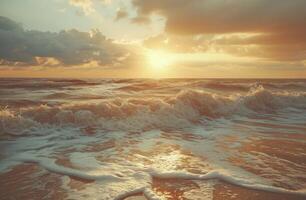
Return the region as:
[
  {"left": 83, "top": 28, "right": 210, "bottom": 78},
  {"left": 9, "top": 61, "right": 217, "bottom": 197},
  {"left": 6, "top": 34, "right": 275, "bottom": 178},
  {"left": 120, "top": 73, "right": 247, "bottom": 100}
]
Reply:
[{"left": 0, "top": 0, "right": 306, "bottom": 78}]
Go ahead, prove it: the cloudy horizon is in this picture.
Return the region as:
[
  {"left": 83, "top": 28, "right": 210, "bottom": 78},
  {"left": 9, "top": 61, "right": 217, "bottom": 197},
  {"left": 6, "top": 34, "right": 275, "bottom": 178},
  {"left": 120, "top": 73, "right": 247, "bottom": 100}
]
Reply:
[{"left": 0, "top": 0, "right": 306, "bottom": 78}]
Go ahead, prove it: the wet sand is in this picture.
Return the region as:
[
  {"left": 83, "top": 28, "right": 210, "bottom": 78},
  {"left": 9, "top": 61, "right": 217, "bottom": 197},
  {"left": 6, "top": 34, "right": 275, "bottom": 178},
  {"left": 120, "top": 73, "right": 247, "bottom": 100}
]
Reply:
[
  {"left": 0, "top": 163, "right": 92, "bottom": 200},
  {"left": 213, "top": 181, "right": 305, "bottom": 200},
  {"left": 227, "top": 135, "right": 306, "bottom": 190},
  {"left": 1, "top": 159, "right": 305, "bottom": 200},
  {"left": 125, "top": 179, "right": 305, "bottom": 200},
  {"left": 0, "top": 163, "right": 67, "bottom": 200}
]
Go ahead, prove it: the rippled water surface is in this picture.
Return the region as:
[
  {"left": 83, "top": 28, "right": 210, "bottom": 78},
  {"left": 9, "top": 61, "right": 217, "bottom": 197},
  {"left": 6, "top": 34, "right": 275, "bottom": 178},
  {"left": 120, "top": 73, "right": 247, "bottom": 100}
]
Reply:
[{"left": 0, "top": 78, "right": 306, "bottom": 199}]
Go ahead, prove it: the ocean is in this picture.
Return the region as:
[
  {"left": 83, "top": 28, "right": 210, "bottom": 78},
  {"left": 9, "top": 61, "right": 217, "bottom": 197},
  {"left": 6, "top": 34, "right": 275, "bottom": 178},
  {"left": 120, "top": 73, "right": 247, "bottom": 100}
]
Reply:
[{"left": 0, "top": 78, "right": 306, "bottom": 199}]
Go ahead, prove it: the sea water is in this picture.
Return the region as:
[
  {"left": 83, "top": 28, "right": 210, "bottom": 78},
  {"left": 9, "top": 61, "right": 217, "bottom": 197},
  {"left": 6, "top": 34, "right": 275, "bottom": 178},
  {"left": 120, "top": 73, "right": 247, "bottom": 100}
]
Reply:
[{"left": 0, "top": 78, "right": 306, "bottom": 199}]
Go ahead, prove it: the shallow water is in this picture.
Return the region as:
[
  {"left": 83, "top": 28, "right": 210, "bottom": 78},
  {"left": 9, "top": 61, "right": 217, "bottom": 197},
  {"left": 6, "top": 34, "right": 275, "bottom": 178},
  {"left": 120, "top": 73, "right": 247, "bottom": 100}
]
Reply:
[{"left": 0, "top": 78, "right": 306, "bottom": 199}]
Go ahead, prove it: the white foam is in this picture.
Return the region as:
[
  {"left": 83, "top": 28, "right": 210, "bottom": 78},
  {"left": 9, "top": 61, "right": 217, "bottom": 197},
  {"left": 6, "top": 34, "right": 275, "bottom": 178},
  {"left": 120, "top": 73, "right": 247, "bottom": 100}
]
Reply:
[
  {"left": 150, "top": 170, "right": 306, "bottom": 196},
  {"left": 2, "top": 85, "right": 306, "bottom": 133},
  {"left": 14, "top": 156, "right": 124, "bottom": 182},
  {"left": 1, "top": 79, "right": 306, "bottom": 199}
]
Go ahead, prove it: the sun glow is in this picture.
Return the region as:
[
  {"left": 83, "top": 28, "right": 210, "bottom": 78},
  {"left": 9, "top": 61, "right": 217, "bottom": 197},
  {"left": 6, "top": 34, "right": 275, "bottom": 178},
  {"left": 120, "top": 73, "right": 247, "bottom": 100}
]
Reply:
[{"left": 147, "top": 50, "right": 175, "bottom": 70}]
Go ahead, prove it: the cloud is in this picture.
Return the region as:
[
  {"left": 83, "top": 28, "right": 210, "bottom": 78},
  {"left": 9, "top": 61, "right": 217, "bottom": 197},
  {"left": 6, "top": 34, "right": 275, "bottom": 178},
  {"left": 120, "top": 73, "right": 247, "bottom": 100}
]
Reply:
[
  {"left": 132, "top": 0, "right": 306, "bottom": 35},
  {"left": 131, "top": 15, "right": 151, "bottom": 25},
  {"left": 143, "top": 34, "right": 212, "bottom": 53},
  {"left": 0, "top": 16, "right": 133, "bottom": 68},
  {"left": 69, "top": 0, "right": 95, "bottom": 15},
  {"left": 134, "top": 0, "right": 306, "bottom": 61},
  {"left": 101, "top": 0, "right": 112, "bottom": 5},
  {"left": 209, "top": 33, "right": 306, "bottom": 61},
  {"left": 115, "top": 8, "right": 129, "bottom": 21},
  {"left": 144, "top": 32, "right": 306, "bottom": 62}
]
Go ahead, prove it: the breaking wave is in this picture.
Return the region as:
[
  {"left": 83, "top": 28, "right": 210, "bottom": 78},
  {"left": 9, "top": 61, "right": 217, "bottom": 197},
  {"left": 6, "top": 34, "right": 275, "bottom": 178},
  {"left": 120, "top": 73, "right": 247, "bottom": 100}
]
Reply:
[
  {"left": 1, "top": 78, "right": 306, "bottom": 199},
  {"left": 1, "top": 85, "right": 306, "bottom": 134}
]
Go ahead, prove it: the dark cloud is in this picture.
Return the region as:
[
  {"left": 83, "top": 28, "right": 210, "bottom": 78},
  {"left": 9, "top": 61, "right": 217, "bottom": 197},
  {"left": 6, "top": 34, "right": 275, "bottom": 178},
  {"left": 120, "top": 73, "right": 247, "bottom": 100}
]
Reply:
[
  {"left": 0, "top": 16, "right": 130, "bottom": 67},
  {"left": 132, "top": 0, "right": 306, "bottom": 35},
  {"left": 0, "top": 17, "right": 22, "bottom": 31},
  {"left": 134, "top": 0, "right": 306, "bottom": 61}
]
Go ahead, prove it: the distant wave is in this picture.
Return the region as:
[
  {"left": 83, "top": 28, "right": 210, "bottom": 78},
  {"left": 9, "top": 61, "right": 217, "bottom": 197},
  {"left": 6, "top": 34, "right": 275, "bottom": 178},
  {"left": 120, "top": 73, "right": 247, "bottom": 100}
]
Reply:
[
  {"left": 0, "top": 78, "right": 100, "bottom": 90},
  {"left": 191, "top": 80, "right": 306, "bottom": 91},
  {"left": 1, "top": 78, "right": 305, "bottom": 92},
  {"left": 44, "top": 92, "right": 76, "bottom": 99}
]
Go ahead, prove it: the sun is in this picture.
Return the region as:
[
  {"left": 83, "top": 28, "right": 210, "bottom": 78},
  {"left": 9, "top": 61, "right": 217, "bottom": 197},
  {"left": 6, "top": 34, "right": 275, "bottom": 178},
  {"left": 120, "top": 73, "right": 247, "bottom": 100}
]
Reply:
[{"left": 147, "top": 50, "right": 174, "bottom": 70}]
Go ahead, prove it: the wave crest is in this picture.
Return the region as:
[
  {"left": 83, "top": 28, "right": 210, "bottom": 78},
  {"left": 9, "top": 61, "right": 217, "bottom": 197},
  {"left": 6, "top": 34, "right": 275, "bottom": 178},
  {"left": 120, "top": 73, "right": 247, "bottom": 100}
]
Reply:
[{"left": 1, "top": 85, "right": 306, "bottom": 134}]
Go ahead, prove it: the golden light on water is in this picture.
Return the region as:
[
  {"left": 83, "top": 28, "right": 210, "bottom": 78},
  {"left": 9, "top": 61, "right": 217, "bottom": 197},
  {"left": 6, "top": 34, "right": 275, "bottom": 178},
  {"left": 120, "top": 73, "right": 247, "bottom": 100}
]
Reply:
[{"left": 151, "top": 150, "right": 183, "bottom": 171}]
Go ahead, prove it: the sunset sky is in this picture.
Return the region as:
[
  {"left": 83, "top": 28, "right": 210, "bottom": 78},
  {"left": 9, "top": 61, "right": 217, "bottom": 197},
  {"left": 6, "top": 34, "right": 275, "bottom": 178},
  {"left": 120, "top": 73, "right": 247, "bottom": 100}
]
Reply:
[{"left": 0, "top": 0, "right": 306, "bottom": 78}]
